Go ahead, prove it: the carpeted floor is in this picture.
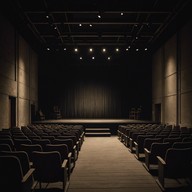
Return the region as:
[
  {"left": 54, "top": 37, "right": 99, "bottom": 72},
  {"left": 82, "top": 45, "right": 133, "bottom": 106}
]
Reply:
[{"left": 67, "top": 136, "right": 162, "bottom": 192}]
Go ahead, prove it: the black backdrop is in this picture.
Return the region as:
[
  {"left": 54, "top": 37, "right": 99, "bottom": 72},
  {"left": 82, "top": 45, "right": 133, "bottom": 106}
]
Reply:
[{"left": 38, "top": 49, "right": 152, "bottom": 120}]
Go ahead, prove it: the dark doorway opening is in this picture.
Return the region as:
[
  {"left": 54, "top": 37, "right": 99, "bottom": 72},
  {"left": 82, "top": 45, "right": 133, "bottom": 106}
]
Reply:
[
  {"left": 9, "top": 96, "right": 16, "bottom": 128},
  {"left": 154, "top": 103, "right": 161, "bottom": 123}
]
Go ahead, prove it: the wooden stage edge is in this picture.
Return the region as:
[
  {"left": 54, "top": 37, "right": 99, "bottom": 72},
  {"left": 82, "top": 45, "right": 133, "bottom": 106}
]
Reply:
[{"left": 33, "top": 118, "right": 157, "bottom": 124}]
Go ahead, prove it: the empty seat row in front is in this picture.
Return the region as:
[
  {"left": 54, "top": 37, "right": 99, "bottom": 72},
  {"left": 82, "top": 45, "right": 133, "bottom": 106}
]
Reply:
[
  {"left": 117, "top": 123, "right": 192, "bottom": 191},
  {"left": 0, "top": 137, "right": 78, "bottom": 177},
  {"left": 0, "top": 150, "right": 69, "bottom": 191}
]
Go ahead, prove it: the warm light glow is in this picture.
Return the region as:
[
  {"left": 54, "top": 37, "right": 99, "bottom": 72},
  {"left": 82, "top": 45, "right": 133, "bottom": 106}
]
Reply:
[
  {"left": 107, "top": 57, "right": 111, "bottom": 60},
  {"left": 80, "top": 57, "right": 83, "bottom": 60},
  {"left": 89, "top": 48, "right": 93, "bottom": 52},
  {"left": 116, "top": 48, "right": 119, "bottom": 52},
  {"left": 102, "top": 48, "right": 106, "bottom": 52},
  {"left": 74, "top": 48, "right": 78, "bottom": 52},
  {"left": 92, "top": 56, "right": 95, "bottom": 60}
]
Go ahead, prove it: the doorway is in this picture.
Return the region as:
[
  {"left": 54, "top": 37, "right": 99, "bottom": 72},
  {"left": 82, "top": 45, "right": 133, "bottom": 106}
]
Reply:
[
  {"left": 154, "top": 103, "right": 161, "bottom": 123},
  {"left": 9, "top": 96, "right": 16, "bottom": 128}
]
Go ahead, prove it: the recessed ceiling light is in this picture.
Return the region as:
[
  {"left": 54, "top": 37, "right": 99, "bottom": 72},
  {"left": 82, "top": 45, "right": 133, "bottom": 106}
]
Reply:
[
  {"left": 121, "top": 12, "right": 124, "bottom": 16},
  {"left": 89, "top": 48, "right": 93, "bottom": 52},
  {"left": 116, "top": 48, "right": 119, "bottom": 52},
  {"left": 126, "top": 48, "right": 129, "bottom": 51},
  {"left": 46, "top": 47, "right": 50, "bottom": 51},
  {"left": 108, "top": 57, "right": 111, "bottom": 60},
  {"left": 145, "top": 48, "right": 148, "bottom": 51},
  {"left": 89, "top": 24, "right": 92, "bottom": 27},
  {"left": 92, "top": 56, "right": 95, "bottom": 60},
  {"left": 102, "top": 48, "right": 106, "bottom": 52},
  {"left": 136, "top": 48, "right": 139, "bottom": 51},
  {"left": 98, "top": 15, "right": 101, "bottom": 18},
  {"left": 80, "top": 57, "right": 83, "bottom": 60},
  {"left": 63, "top": 48, "right": 67, "bottom": 51},
  {"left": 74, "top": 48, "right": 78, "bottom": 52},
  {"left": 79, "top": 24, "right": 82, "bottom": 27}
]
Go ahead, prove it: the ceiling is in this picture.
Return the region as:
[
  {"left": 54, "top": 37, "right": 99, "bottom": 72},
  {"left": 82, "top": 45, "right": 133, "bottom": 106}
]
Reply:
[{"left": 2, "top": 0, "right": 192, "bottom": 54}]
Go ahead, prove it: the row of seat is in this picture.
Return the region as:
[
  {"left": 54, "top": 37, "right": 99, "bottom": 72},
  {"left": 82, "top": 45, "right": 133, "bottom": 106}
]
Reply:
[
  {"left": 0, "top": 123, "right": 85, "bottom": 191},
  {"left": 117, "top": 123, "right": 192, "bottom": 191}
]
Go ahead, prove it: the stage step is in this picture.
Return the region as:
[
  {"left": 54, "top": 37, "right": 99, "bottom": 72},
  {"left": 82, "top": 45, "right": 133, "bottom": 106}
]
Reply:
[{"left": 85, "top": 127, "right": 111, "bottom": 137}]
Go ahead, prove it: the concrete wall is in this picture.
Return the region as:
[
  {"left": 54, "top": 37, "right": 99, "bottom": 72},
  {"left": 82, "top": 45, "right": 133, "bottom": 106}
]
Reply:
[
  {"left": 0, "top": 14, "right": 38, "bottom": 128},
  {"left": 152, "top": 19, "right": 192, "bottom": 127}
]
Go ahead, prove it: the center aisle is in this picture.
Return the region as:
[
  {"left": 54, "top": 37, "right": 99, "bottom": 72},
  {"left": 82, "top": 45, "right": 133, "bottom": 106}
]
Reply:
[{"left": 67, "top": 136, "right": 161, "bottom": 192}]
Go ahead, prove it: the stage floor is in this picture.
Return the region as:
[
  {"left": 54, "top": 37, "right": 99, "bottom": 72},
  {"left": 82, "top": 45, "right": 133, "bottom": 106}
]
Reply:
[{"left": 33, "top": 118, "right": 155, "bottom": 124}]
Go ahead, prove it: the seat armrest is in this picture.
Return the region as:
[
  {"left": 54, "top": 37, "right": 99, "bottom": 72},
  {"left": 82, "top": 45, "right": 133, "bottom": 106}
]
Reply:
[
  {"left": 68, "top": 152, "right": 72, "bottom": 158},
  {"left": 22, "top": 168, "right": 35, "bottom": 183},
  {"left": 157, "top": 156, "right": 166, "bottom": 165},
  {"left": 62, "top": 159, "right": 68, "bottom": 168},
  {"left": 144, "top": 148, "right": 150, "bottom": 154}
]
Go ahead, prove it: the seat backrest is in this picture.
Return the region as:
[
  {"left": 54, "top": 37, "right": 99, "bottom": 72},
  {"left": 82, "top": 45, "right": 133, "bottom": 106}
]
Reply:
[
  {"left": 45, "top": 143, "right": 69, "bottom": 161},
  {"left": 144, "top": 137, "right": 163, "bottom": 150},
  {"left": 165, "top": 148, "right": 192, "bottom": 177},
  {"left": 172, "top": 141, "right": 192, "bottom": 149},
  {"left": 32, "top": 139, "right": 51, "bottom": 150},
  {"left": 19, "top": 144, "right": 43, "bottom": 162},
  {"left": 41, "top": 135, "right": 55, "bottom": 142},
  {"left": 182, "top": 137, "right": 192, "bottom": 142},
  {"left": 52, "top": 139, "right": 74, "bottom": 152},
  {"left": 32, "top": 151, "right": 63, "bottom": 182},
  {"left": 13, "top": 138, "right": 32, "bottom": 150},
  {"left": 0, "top": 155, "right": 23, "bottom": 192},
  {"left": 0, "top": 150, "right": 31, "bottom": 175},
  {"left": 0, "top": 143, "right": 12, "bottom": 151},
  {"left": 0, "top": 138, "right": 15, "bottom": 150},
  {"left": 150, "top": 142, "right": 171, "bottom": 158}
]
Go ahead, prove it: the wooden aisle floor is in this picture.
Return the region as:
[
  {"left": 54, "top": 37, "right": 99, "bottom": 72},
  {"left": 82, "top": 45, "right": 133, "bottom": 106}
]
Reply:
[{"left": 67, "top": 136, "right": 162, "bottom": 192}]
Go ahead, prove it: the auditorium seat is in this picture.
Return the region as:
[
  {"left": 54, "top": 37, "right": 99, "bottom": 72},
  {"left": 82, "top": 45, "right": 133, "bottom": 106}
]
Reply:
[
  {"left": 0, "top": 143, "right": 12, "bottom": 151},
  {"left": 45, "top": 143, "right": 73, "bottom": 180},
  {"left": 18, "top": 144, "right": 43, "bottom": 164},
  {"left": 32, "top": 151, "right": 68, "bottom": 190},
  {"left": 156, "top": 147, "right": 192, "bottom": 191},
  {"left": 134, "top": 134, "right": 154, "bottom": 159},
  {"left": 143, "top": 142, "right": 171, "bottom": 172},
  {"left": 0, "top": 153, "right": 36, "bottom": 192}
]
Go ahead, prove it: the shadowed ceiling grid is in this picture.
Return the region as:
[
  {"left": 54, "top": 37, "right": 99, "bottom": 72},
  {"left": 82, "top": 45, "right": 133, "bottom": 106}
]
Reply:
[{"left": 3, "top": 0, "right": 192, "bottom": 53}]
